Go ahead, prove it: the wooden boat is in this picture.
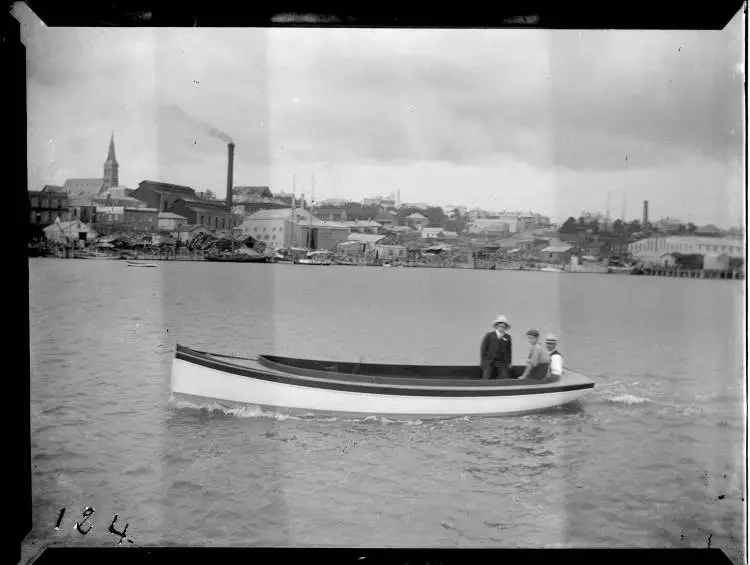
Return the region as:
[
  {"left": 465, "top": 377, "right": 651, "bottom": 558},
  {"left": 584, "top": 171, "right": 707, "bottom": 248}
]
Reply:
[
  {"left": 294, "top": 251, "right": 332, "bottom": 266},
  {"left": 171, "top": 344, "right": 595, "bottom": 419},
  {"left": 74, "top": 250, "right": 121, "bottom": 260},
  {"left": 607, "top": 266, "right": 634, "bottom": 274},
  {"left": 126, "top": 260, "right": 158, "bottom": 268},
  {"left": 274, "top": 253, "right": 295, "bottom": 264},
  {"left": 204, "top": 253, "right": 269, "bottom": 263},
  {"left": 540, "top": 266, "right": 563, "bottom": 273}
]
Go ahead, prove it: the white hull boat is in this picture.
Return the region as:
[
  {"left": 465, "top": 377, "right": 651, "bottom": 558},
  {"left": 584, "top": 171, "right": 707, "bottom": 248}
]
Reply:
[{"left": 171, "top": 345, "right": 595, "bottom": 419}]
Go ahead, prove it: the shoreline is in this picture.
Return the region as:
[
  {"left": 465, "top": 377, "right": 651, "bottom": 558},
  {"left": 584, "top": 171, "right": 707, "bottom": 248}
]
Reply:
[{"left": 29, "top": 254, "right": 744, "bottom": 279}]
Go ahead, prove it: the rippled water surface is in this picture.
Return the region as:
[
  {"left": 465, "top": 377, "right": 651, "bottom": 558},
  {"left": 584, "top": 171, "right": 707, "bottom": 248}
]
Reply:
[{"left": 27, "top": 259, "right": 745, "bottom": 561}]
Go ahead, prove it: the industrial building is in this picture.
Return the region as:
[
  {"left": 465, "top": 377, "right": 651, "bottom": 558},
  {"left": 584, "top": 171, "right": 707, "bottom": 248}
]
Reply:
[{"left": 628, "top": 236, "right": 743, "bottom": 267}]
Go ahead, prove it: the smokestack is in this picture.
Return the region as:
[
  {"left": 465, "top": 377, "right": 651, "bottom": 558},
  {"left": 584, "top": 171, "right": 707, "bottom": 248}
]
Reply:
[
  {"left": 226, "top": 142, "right": 235, "bottom": 210},
  {"left": 642, "top": 200, "right": 649, "bottom": 228}
]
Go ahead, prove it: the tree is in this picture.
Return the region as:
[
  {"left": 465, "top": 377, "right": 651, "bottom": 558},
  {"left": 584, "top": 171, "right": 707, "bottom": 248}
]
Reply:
[
  {"left": 204, "top": 189, "right": 216, "bottom": 200},
  {"left": 686, "top": 222, "right": 697, "bottom": 234},
  {"left": 612, "top": 219, "right": 624, "bottom": 235},
  {"left": 560, "top": 217, "right": 578, "bottom": 234},
  {"left": 342, "top": 202, "right": 380, "bottom": 221},
  {"left": 578, "top": 216, "right": 586, "bottom": 226},
  {"left": 424, "top": 206, "right": 446, "bottom": 227},
  {"left": 627, "top": 219, "right": 642, "bottom": 233}
]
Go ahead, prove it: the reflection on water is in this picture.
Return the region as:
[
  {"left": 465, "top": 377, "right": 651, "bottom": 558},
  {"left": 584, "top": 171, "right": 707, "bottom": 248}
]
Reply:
[{"left": 28, "top": 259, "right": 744, "bottom": 561}]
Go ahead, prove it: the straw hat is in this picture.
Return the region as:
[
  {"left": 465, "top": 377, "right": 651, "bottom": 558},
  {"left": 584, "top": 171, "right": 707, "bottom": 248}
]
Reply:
[
  {"left": 491, "top": 315, "right": 510, "bottom": 329},
  {"left": 544, "top": 334, "right": 559, "bottom": 344}
]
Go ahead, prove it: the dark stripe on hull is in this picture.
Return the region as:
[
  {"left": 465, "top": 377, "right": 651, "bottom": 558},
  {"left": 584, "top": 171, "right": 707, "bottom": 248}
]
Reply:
[{"left": 175, "top": 348, "right": 594, "bottom": 398}]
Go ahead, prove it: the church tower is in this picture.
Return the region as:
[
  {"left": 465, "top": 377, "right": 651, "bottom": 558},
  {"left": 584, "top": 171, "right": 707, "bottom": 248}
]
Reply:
[{"left": 102, "top": 132, "right": 119, "bottom": 190}]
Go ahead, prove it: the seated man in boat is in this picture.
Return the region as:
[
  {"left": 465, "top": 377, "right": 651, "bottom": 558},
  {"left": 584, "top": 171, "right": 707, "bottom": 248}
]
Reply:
[
  {"left": 479, "top": 315, "right": 513, "bottom": 379},
  {"left": 518, "top": 329, "right": 551, "bottom": 380},
  {"left": 544, "top": 334, "right": 563, "bottom": 379}
]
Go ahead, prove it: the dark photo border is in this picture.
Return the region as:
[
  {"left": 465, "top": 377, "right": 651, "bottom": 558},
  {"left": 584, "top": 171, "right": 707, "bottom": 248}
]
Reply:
[{"left": 9, "top": 2, "right": 746, "bottom": 564}]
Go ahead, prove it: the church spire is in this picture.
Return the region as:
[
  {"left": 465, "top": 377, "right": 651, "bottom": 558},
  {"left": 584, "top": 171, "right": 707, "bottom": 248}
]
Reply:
[
  {"left": 102, "top": 131, "right": 119, "bottom": 190},
  {"left": 106, "top": 131, "right": 117, "bottom": 164}
]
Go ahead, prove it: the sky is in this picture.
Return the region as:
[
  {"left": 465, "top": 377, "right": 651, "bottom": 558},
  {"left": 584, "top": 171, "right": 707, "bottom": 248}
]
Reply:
[{"left": 16, "top": 3, "right": 746, "bottom": 227}]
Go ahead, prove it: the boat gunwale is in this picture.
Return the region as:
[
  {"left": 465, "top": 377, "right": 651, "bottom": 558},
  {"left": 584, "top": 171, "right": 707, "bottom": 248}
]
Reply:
[{"left": 174, "top": 345, "right": 595, "bottom": 397}]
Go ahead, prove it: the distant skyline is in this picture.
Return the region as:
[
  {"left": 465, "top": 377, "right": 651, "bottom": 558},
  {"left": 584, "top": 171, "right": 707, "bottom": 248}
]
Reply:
[{"left": 17, "top": 4, "right": 745, "bottom": 227}]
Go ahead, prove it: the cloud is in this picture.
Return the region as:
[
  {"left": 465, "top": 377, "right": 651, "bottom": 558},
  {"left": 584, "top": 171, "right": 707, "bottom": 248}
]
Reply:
[
  {"left": 17, "top": 4, "right": 744, "bottom": 226},
  {"left": 261, "top": 26, "right": 743, "bottom": 173}
]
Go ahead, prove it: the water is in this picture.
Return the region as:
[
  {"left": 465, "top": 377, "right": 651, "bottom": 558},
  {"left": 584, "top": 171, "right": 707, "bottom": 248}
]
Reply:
[{"left": 27, "top": 259, "right": 745, "bottom": 560}]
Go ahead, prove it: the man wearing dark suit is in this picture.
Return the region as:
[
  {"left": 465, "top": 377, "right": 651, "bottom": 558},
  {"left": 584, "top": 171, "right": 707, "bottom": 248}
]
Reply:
[{"left": 480, "top": 315, "right": 513, "bottom": 379}]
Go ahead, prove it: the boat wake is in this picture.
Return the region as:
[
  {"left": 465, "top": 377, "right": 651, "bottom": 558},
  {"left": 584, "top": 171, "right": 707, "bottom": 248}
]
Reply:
[
  {"left": 171, "top": 398, "right": 300, "bottom": 421},
  {"left": 169, "top": 397, "right": 427, "bottom": 425},
  {"left": 606, "top": 394, "right": 653, "bottom": 405}
]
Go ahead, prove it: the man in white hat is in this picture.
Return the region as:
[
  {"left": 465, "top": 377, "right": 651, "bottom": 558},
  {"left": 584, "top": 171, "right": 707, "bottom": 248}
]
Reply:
[
  {"left": 479, "top": 315, "right": 513, "bottom": 379},
  {"left": 544, "top": 334, "right": 563, "bottom": 379}
]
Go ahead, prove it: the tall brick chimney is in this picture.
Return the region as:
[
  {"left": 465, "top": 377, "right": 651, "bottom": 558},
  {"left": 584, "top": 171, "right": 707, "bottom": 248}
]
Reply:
[
  {"left": 642, "top": 200, "right": 649, "bottom": 228},
  {"left": 226, "top": 142, "right": 235, "bottom": 210}
]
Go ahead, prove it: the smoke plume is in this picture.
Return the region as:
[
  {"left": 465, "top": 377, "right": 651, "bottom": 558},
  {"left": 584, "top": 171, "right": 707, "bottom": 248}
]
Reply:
[{"left": 160, "top": 103, "right": 234, "bottom": 144}]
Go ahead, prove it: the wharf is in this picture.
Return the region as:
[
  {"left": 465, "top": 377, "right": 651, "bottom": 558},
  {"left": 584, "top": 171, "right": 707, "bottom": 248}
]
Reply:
[{"left": 635, "top": 268, "right": 743, "bottom": 280}]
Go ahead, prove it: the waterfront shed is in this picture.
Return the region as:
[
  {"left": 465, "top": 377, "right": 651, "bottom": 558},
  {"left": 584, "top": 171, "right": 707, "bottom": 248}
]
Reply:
[
  {"left": 43, "top": 220, "right": 98, "bottom": 243},
  {"left": 659, "top": 253, "right": 678, "bottom": 268},
  {"left": 539, "top": 245, "right": 573, "bottom": 264},
  {"left": 703, "top": 253, "right": 730, "bottom": 271},
  {"left": 174, "top": 224, "right": 212, "bottom": 244},
  {"left": 159, "top": 212, "right": 188, "bottom": 231}
]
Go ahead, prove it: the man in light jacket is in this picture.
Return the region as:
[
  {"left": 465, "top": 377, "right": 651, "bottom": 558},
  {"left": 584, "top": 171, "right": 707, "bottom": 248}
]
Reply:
[{"left": 545, "top": 334, "right": 564, "bottom": 379}]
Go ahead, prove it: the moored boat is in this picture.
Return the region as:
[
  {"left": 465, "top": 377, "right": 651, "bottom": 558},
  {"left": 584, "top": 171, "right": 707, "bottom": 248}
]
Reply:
[
  {"left": 171, "top": 344, "right": 595, "bottom": 419},
  {"left": 607, "top": 266, "right": 634, "bottom": 274},
  {"left": 126, "top": 260, "right": 158, "bottom": 268},
  {"left": 295, "top": 251, "right": 333, "bottom": 266},
  {"left": 74, "top": 250, "right": 121, "bottom": 260},
  {"left": 205, "top": 253, "right": 269, "bottom": 263}
]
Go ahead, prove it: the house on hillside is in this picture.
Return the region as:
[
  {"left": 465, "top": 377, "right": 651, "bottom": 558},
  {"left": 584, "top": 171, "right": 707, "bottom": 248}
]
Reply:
[
  {"left": 314, "top": 207, "right": 348, "bottom": 222},
  {"left": 375, "top": 211, "right": 397, "bottom": 227},
  {"left": 467, "top": 219, "right": 510, "bottom": 237},
  {"left": 421, "top": 227, "right": 444, "bottom": 239},
  {"left": 341, "top": 220, "right": 384, "bottom": 235},
  {"left": 405, "top": 212, "right": 429, "bottom": 231}
]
